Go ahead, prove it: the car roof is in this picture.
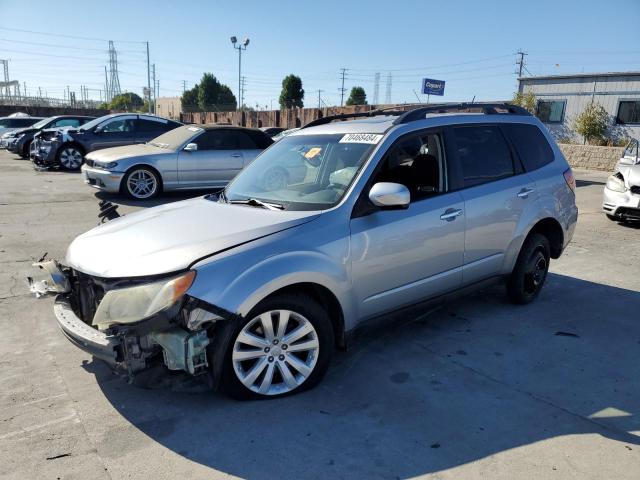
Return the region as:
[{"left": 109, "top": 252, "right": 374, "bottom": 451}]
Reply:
[
  {"left": 198, "top": 123, "right": 266, "bottom": 133},
  {"left": 291, "top": 116, "right": 397, "bottom": 136}
]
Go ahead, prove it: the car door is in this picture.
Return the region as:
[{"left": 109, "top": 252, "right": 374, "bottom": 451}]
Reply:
[
  {"left": 177, "top": 129, "right": 244, "bottom": 187},
  {"left": 450, "top": 124, "right": 538, "bottom": 285},
  {"left": 236, "top": 130, "right": 272, "bottom": 166},
  {"left": 349, "top": 129, "right": 465, "bottom": 320},
  {"left": 91, "top": 115, "right": 136, "bottom": 150}
]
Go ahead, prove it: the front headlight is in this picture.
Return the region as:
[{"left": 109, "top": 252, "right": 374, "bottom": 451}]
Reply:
[
  {"left": 92, "top": 270, "right": 196, "bottom": 327},
  {"left": 95, "top": 161, "right": 118, "bottom": 169},
  {"left": 606, "top": 174, "right": 627, "bottom": 193}
]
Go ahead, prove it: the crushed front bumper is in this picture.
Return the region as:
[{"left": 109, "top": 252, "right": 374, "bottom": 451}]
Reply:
[
  {"left": 81, "top": 164, "right": 124, "bottom": 193},
  {"left": 602, "top": 186, "right": 640, "bottom": 220},
  {"left": 54, "top": 295, "right": 121, "bottom": 366}
]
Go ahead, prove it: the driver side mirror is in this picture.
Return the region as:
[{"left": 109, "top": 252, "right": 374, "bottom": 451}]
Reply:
[
  {"left": 94, "top": 126, "right": 103, "bottom": 134},
  {"left": 183, "top": 143, "right": 198, "bottom": 152},
  {"left": 368, "top": 182, "right": 410, "bottom": 209}
]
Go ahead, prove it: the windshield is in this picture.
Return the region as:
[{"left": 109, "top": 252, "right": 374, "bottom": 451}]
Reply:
[
  {"left": 77, "top": 114, "right": 116, "bottom": 131},
  {"left": 31, "top": 117, "right": 55, "bottom": 129},
  {"left": 148, "top": 125, "right": 202, "bottom": 149},
  {"left": 224, "top": 133, "right": 377, "bottom": 210}
]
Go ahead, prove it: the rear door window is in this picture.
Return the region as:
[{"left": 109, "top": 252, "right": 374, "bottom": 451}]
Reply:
[
  {"left": 52, "top": 118, "right": 81, "bottom": 128},
  {"left": 452, "top": 125, "right": 515, "bottom": 188},
  {"left": 137, "top": 119, "right": 170, "bottom": 134},
  {"left": 194, "top": 130, "right": 238, "bottom": 150},
  {"left": 503, "top": 123, "right": 554, "bottom": 171}
]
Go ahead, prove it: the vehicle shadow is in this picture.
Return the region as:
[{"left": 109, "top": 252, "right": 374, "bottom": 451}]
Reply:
[
  {"left": 576, "top": 179, "right": 606, "bottom": 187},
  {"left": 93, "top": 189, "right": 217, "bottom": 208},
  {"left": 91, "top": 273, "right": 640, "bottom": 479}
]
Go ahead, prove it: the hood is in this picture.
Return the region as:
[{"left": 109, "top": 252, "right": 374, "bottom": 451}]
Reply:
[
  {"left": 617, "top": 163, "right": 640, "bottom": 187},
  {"left": 6, "top": 127, "right": 34, "bottom": 137},
  {"left": 86, "top": 143, "right": 167, "bottom": 162},
  {"left": 65, "top": 197, "right": 321, "bottom": 278}
]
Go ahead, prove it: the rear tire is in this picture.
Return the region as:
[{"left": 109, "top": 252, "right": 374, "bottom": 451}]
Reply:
[
  {"left": 507, "top": 233, "right": 550, "bottom": 305},
  {"left": 219, "top": 294, "right": 334, "bottom": 400}
]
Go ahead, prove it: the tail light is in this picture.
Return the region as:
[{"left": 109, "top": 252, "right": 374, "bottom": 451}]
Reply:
[{"left": 563, "top": 168, "right": 576, "bottom": 193}]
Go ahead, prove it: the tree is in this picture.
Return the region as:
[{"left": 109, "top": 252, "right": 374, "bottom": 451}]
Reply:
[
  {"left": 279, "top": 74, "right": 304, "bottom": 109},
  {"left": 346, "top": 86, "right": 367, "bottom": 106},
  {"left": 181, "top": 86, "right": 199, "bottom": 109},
  {"left": 109, "top": 92, "right": 144, "bottom": 111},
  {"left": 181, "top": 73, "right": 237, "bottom": 112},
  {"left": 573, "top": 102, "right": 609, "bottom": 144},
  {"left": 511, "top": 91, "right": 536, "bottom": 114}
]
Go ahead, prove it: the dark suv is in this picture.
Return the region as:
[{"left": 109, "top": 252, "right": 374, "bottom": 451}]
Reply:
[
  {"left": 6, "top": 115, "right": 95, "bottom": 158},
  {"left": 32, "top": 113, "right": 182, "bottom": 170}
]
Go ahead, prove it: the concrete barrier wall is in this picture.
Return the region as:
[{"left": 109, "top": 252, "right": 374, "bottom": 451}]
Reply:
[{"left": 559, "top": 144, "right": 625, "bottom": 172}]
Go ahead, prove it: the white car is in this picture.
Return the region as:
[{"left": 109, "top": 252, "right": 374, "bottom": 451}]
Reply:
[{"left": 603, "top": 139, "right": 640, "bottom": 222}]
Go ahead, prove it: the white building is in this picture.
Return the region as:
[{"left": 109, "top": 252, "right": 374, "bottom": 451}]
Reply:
[{"left": 518, "top": 72, "right": 640, "bottom": 142}]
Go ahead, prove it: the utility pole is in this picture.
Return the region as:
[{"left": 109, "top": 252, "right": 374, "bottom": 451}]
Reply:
[
  {"left": 317, "top": 89, "right": 323, "bottom": 109},
  {"left": 240, "top": 75, "right": 247, "bottom": 109},
  {"left": 339, "top": 68, "right": 347, "bottom": 106},
  {"left": 104, "top": 66, "right": 109, "bottom": 103},
  {"left": 373, "top": 72, "right": 380, "bottom": 105},
  {"left": 146, "top": 41, "right": 152, "bottom": 113},
  {"left": 151, "top": 63, "right": 156, "bottom": 112},
  {"left": 516, "top": 50, "right": 528, "bottom": 78},
  {"left": 385, "top": 72, "right": 392, "bottom": 104},
  {"left": 182, "top": 80, "right": 187, "bottom": 93}
]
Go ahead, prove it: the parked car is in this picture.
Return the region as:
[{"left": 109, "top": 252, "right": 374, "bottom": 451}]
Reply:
[
  {"left": 0, "top": 115, "right": 45, "bottom": 146},
  {"left": 5, "top": 115, "right": 95, "bottom": 158},
  {"left": 272, "top": 127, "right": 300, "bottom": 141},
  {"left": 29, "top": 103, "right": 577, "bottom": 400},
  {"left": 31, "top": 113, "right": 182, "bottom": 171},
  {"left": 260, "top": 126, "right": 286, "bottom": 137},
  {"left": 603, "top": 138, "right": 640, "bottom": 222},
  {"left": 82, "top": 124, "right": 273, "bottom": 199}
]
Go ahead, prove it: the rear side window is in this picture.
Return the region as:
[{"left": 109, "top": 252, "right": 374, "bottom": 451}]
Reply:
[
  {"left": 245, "top": 130, "right": 273, "bottom": 149},
  {"left": 453, "top": 125, "right": 515, "bottom": 188},
  {"left": 194, "top": 130, "right": 237, "bottom": 150},
  {"left": 503, "top": 124, "right": 554, "bottom": 171},
  {"left": 137, "top": 119, "right": 169, "bottom": 133}
]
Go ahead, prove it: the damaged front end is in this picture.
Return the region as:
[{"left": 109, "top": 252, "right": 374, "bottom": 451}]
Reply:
[{"left": 27, "top": 259, "right": 230, "bottom": 380}]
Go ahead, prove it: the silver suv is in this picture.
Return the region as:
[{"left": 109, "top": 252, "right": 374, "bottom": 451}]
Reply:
[{"left": 30, "top": 103, "right": 578, "bottom": 399}]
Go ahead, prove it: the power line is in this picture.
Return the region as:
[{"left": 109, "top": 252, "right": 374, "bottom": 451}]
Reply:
[{"left": 0, "top": 26, "right": 143, "bottom": 44}]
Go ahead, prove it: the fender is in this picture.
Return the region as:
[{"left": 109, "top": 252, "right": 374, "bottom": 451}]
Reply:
[{"left": 187, "top": 225, "right": 357, "bottom": 329}]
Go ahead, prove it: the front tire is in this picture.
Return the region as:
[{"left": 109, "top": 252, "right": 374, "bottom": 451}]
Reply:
[
  {"left": 20, "top": 141, "right": 31, "bottom": 159},
  {"left": 57, "top": 144, "right": 84, "bottom": 170},
  {"left": 507, "top": 233, "right": 550, "bottom": 305},
  {"left": 606, "top": 214, "right": 620, "bottom": 222},
  {"left": 220, "top": 294, "right": 334, "bottom": 400},
  {"left": 122, "top": 167, "right": 161, "bottom": 199}
]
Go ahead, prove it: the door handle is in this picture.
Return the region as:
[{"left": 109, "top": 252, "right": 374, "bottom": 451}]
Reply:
[
  {"left": 231, "top": 153, "right": 242, "bottom": 158},
  {"left": 517, "top": 187, "right": 536, "bottom": 199},
  {"left": 440, "top": 208, "right": 463, "bottom": 221}
]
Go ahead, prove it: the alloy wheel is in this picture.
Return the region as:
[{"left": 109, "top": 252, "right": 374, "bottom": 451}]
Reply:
[
  {"left": 59, "top": 147, "right": 83, "bottom": 169},
  {"left": 127, "top": 169, "right": 158, "bottom": 199},
  {"left": 232, "top": 309, "right": 320, "bottom": 395}
]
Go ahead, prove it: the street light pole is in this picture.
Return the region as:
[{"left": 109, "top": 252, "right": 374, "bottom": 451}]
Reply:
[{"left": 231, "top": 36, "right": 250, "bottom": 111}]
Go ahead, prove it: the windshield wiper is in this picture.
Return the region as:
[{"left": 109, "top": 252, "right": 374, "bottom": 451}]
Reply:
[{"left": 229, "top": 197, "right": 284, "bottom": 210}]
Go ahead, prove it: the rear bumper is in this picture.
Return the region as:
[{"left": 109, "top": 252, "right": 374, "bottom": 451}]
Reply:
[
  {"left": 81, "top": 165, "right": 124, "bottom": 193},
  {"left": 54, "top": 295, "right": 121, "bottom": 366}
]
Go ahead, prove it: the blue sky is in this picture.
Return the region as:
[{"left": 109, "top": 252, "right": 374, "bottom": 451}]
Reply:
[{"left": 1, "top": 0, "right": 639, "bottom": 108}]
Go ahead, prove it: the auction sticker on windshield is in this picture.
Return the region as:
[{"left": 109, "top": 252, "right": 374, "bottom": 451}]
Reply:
[{"left": 339, "top": 133, "right": 383, "bottom": 144}]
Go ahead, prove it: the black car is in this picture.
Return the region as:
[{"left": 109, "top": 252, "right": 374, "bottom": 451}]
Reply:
[
  {"left": 6, "top": 116, "right": 95, "bottom": 158},
  {"left": 32, "top": 113, "right": 182, "bottom": 170},
  {"left": 260, "top": 126, "right": 286, "bottom": 137}
]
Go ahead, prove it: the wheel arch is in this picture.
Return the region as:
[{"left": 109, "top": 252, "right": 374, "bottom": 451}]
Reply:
[
  {"left": 526, "top": 217, "right": 564, "bottom": 259},
  {"left": 122, "top": 163, "right": 164, "bottom": 192}
]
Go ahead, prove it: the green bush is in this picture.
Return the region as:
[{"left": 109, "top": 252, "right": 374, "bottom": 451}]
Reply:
[{"left": 573, "top": 102, "right": 608, "bottom": 144}]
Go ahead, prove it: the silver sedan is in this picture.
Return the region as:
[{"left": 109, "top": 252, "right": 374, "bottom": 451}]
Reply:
[{"left": 81, "top": 125, "right": 274, "bottom": 199}]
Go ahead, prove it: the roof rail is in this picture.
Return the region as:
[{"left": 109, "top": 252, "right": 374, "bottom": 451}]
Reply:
[
  {"left": 301, "top": 109, "right": 407, "bottom": 129},
  {"left": 392, "top": 102, "right": 531, "bottom": 124}
]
